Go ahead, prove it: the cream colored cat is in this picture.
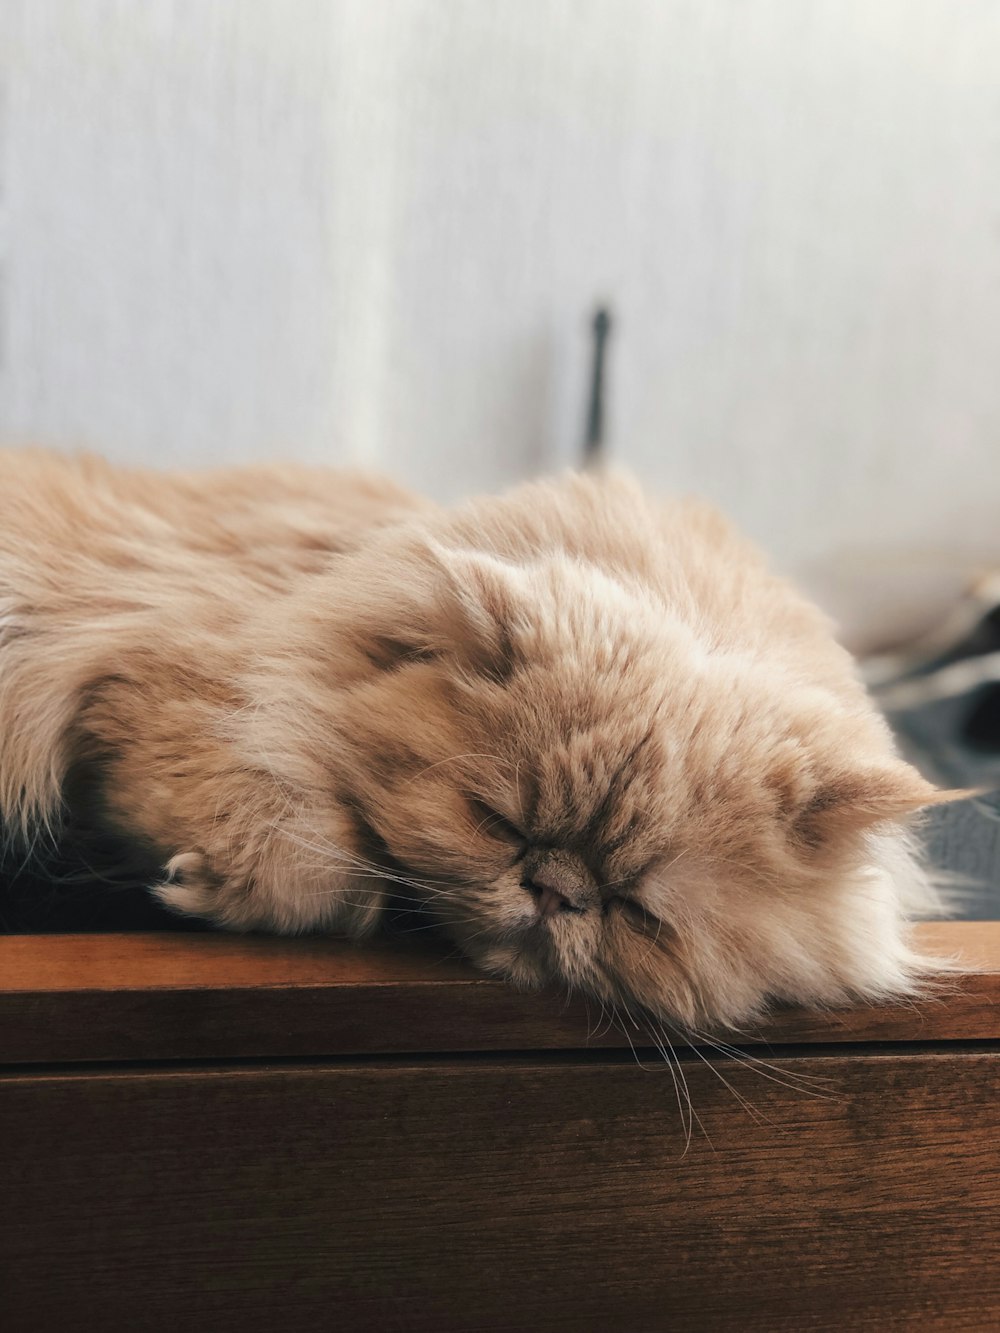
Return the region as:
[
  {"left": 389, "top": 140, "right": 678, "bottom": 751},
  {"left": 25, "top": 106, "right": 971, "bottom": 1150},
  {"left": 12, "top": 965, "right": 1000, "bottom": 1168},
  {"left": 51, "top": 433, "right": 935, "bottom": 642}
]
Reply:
[{"left": 0, "top": 449, "right": 959, "bottom": 1029}]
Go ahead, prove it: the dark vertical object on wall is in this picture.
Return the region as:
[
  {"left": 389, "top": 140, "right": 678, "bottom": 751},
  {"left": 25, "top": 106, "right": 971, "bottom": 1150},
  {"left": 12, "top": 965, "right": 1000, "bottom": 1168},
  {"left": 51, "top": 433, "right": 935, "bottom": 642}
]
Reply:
[{"left": 583, "top": 306, "right": 612, "bottom": 467}]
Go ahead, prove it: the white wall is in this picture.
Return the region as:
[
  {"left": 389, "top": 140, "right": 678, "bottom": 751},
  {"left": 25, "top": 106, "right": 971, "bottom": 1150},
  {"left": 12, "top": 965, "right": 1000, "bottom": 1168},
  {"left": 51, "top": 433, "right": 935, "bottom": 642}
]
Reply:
[{"left": 3, "top": 1, "right": 1000, "bottom": 627}]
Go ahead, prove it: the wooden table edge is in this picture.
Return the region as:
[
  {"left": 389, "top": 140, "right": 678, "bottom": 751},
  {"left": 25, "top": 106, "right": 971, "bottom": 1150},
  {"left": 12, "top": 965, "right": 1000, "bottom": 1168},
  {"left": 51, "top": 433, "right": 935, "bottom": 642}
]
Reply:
[{"left": 1, "top": 919, "right": 997, "bottom": 1062}]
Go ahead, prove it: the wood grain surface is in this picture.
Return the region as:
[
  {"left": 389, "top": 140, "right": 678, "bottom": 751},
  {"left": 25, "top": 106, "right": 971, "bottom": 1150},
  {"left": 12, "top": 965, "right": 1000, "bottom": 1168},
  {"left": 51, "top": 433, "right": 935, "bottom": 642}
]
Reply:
[
  {"left": 0, "top": 922, "right": 998, "bottom": 1064},
  {"left": 4, "top": 1049, "right": 999, "bottom": 1333}
]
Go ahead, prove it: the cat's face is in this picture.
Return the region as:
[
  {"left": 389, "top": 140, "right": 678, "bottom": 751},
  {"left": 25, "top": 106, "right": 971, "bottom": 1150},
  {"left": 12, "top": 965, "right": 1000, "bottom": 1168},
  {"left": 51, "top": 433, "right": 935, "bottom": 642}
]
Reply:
[{"left": 333, "top": 538, "right": 944, "bottom": 1031}]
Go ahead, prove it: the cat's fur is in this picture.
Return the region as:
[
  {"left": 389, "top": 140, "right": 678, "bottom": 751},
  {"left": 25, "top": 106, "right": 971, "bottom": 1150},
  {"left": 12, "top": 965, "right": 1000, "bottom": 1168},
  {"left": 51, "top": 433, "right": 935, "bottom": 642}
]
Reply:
[{"left": 0, "top": 449, "right": 958, "bottom": 1028}]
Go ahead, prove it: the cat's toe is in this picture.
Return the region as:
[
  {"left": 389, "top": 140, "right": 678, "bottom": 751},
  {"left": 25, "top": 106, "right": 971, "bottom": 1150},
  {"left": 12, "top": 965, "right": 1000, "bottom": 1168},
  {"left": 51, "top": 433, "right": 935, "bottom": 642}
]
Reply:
[
  {"left": 162, "top": 851, "right": 203, "bottom": 885},
  {"left": 154, "top": 851, "right": 216, "bottom": 918}
]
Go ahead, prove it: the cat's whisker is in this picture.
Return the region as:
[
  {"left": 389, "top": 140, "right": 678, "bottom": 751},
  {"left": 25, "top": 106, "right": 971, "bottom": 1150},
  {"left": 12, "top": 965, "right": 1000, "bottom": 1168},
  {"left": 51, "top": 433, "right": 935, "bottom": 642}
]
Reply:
[
  {"left": 513, "top": 759, "right": 527, "bottom": 828},
  {"left": 298, "top": 886, "right": 421, "bottom": 907},
  {"left": 712, "top": 1041, "right": 838, "bottom": 1093},
  {"left": 584, "top": 990, "right": 614, "bottom": 1041},
  {"left": 689, "top": 1033, "right": 840, "bottom": 1104},
  {"left": 617, "top": 997, "right": 695, "bottom": 1152},
  {"left": 596, "top": 849, "right": 689, "bottom": 898},
  {"left": 11, "top": 818, "right": 51, "bottom": 882},
  {"left": 394, "top": 916, "right": 478, "bottom": 937},
  {"left": 689, "top": 1029, "right": 837, "bottom": 1091},
  {"left": 402, "top": 753, "right": 513, "bottom": 787},
  {"left": 582, "top": 996, "right": 595, "bottom": 1041},
  {"left": 270, "top": 815, "right": 450, "bottom": 901},
  {"left": 269, "top": 822, "right": 465, "bottom": 900},
  {"left": 612, "top": 1003, "right": 702, "bottom": 1154},
  {"left": 680, "top": 1033, "right": 775, "bottom": 1130},
  {"left": 449, "top": 917, "right": 530, "bottom": 948},
  {"left": 596, "top": 1000, "right": 617, "bottom": 1041},
  {"left": 610, "top": 1004, "right": 645, "bottom": 1071},
  {"left": 288, "top": 821, "right": 462, "bottom": 893},
  {"left": 294, "top": 871, "right": 459, "bottom": 906},
  {"left": 467, "top": 810, "right": 516, "bottom": 844},
  {"left": 298, "top": 872, "right": 469, "bottom": 904},
  {"left": 285, "top": 852, "right": 454, "bottom": 891},
  {"left": 634, "top": 909, "right": 666, "bottom": 971},
  {"left": 643, "top": 1016, "right": 705, "bottom": 1153}
]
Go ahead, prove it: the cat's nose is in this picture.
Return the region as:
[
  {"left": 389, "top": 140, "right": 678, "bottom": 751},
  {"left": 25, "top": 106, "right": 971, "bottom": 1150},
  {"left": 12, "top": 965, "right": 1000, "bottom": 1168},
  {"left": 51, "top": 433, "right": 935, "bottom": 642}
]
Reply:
[
  {"left": 525, "top": 874, "right": 578, "bottom": 917},
  {"left": 520, "top": 863, "right": 592, "bottom": 917}
]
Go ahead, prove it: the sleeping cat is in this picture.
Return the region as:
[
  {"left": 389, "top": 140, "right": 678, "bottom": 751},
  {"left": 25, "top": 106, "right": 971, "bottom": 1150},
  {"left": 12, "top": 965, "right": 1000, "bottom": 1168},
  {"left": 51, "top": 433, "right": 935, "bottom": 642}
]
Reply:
[{"left": 0, "top": 449, "right": 959, "bottom": 1028}]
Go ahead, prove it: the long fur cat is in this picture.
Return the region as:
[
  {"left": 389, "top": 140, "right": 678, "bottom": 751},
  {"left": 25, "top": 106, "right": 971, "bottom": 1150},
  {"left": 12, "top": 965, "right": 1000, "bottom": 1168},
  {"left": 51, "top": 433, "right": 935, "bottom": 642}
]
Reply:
[{"left": 0, "top": 448, "right": 959, "bottom": 1029}]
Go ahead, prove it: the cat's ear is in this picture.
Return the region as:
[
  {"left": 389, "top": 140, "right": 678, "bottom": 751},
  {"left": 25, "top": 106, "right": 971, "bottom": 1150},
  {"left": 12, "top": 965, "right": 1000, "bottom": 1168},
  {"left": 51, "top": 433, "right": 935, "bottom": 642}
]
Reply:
[
  {"left": 792, "top": 762, "right": 967, "bottom": 848},
  {"left": 355, "top": 541, "right": 522, "bottom": 681},
  {"left": 430, "top": 546, "right": 523, "bottom": 682}
]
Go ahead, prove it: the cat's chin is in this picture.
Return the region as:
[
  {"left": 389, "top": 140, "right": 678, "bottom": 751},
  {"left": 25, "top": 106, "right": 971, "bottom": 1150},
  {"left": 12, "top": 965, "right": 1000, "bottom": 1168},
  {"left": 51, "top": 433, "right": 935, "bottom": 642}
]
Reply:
[{"left": 458, "top": 936, "right": 553, "bottom": 991}]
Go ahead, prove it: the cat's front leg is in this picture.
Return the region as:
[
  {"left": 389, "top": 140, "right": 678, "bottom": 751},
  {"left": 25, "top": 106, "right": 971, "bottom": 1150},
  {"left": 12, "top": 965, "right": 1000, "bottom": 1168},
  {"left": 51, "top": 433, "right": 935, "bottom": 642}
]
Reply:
[
  {"left": 122, "top": 776, "right": 392, "bottom": 934},
  {"left": 66, "top": 651, "right": 385, "bottom": 935},
  {"left": 151, "top": 824, "right": 389, "bottom": 937}
]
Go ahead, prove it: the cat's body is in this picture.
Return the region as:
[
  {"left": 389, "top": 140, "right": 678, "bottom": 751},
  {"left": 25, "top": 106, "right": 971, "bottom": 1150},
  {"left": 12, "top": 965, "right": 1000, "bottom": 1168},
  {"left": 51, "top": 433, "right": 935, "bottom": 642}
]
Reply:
[{"left": 0, "top": 449, "right": 954, "bottom": 1028}]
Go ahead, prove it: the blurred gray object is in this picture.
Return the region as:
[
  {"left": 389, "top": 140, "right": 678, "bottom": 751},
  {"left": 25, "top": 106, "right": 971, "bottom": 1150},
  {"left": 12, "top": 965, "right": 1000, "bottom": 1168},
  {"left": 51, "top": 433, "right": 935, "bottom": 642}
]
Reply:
[{"left": 867, "top": 583, "right": 1000, "bottom": 921}]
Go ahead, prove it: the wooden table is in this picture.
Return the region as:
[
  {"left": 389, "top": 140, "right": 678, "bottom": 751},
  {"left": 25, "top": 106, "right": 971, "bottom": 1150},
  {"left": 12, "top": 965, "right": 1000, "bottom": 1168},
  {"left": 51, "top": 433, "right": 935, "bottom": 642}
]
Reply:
[{"left": 3, "top": 921, "right": 999, "bottom": 1332}]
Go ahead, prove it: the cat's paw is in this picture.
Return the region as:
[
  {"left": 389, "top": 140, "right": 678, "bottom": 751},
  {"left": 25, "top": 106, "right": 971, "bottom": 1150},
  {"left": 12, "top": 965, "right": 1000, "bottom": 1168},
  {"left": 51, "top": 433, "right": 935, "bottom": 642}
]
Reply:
[{"left": 153, "top": 850, "right": 218, "bottom": 919}]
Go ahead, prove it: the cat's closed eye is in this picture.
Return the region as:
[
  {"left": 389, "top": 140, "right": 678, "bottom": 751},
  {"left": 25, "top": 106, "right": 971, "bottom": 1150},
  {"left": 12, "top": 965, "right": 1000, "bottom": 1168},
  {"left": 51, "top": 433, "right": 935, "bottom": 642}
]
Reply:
[
  {"left": 605, "top": 894, "right": 655, "bottom": 929},
  {"left": 468, "top": 799, "right": 527, "bottom": 851}
]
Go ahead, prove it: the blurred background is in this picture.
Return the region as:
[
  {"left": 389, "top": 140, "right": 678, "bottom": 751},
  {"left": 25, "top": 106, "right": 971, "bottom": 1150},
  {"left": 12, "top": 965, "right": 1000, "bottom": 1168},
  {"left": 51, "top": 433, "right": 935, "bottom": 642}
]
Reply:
[{"left": 1, "top": 0, "right": 999, "bottom": 649}]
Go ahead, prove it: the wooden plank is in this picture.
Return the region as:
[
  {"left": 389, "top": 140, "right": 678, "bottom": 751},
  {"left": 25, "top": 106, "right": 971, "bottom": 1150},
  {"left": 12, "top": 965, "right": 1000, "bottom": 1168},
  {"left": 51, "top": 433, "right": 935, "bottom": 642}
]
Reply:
[
  {"left": 3, "top": 1050, "right": 999, "bottom": 1332},
  {"left": 0, "top": 922, "right": 998, "bottom": 1064}
]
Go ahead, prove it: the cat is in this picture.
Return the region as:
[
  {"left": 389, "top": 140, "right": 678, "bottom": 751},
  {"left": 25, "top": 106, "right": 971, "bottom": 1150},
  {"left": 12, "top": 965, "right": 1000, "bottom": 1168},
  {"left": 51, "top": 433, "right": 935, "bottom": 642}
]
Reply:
[{"left": 0, "top": 448, "right": 961, "bottom": 1029}]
